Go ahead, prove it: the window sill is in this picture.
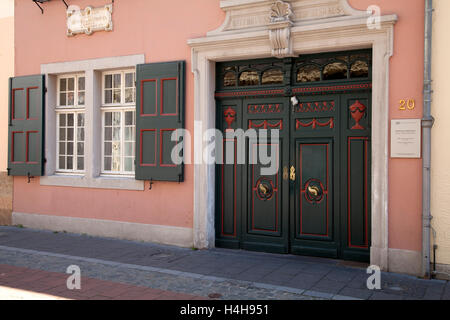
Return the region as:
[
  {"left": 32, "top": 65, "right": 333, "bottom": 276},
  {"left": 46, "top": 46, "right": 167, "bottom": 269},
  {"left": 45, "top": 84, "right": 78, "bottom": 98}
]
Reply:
[{"left": 40, "top": 174, "right": 144, "bottom": 191}]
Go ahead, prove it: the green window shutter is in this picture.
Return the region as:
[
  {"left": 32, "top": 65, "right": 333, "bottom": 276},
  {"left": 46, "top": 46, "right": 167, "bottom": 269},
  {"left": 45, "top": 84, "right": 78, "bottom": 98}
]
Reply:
[
  {"left": 8, "top": 75, "right": 45, "bottom": 177},
  {"left": 135, "top": 61, "right": 185, "bottom": 182}
]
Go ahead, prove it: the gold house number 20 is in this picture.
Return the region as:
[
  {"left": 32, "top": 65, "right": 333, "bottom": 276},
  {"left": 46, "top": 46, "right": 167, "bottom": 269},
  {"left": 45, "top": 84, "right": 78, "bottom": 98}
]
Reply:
[{"left": 399, "top": 99, "right": 415, "bottom": 111}]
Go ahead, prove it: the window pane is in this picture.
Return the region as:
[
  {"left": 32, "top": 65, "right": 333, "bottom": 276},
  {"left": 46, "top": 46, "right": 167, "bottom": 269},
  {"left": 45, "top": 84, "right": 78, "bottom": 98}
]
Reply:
[
  {"left": 78, "top": 92, "right": 85, "bottom": 105},
  {"left": 113, "top": 127, "right": 121, "bottom": 141},
  {"left": 297, "top": 65, "right": 321, "bottom": 82},
  {"left": 124, "top": 158, "right": 133, "bottom": 172},
  {"left": 67, "top": 142, "right": 74, "bottom": 155},
  {"left": 60, "top": 93, "right": 66, "bottom": 106},
  {"left": 60, "top": 78, "right": 67, "bottom": 91},
  {"left": 112, "top": 112, "right": 121, "bottom": 126},
  {"left": 104, "top": 157, "right": 112, "bottom": 171},
  {"left": 125, "top": 88, "right": 135, "bottom": 103},
  {"left": 125, "top": 111, "right": 134, "bottom": 126},
  {"left": 125, "top": 127, "right": 133, "bottom": 141},
  {"left": 223, "top": 71, "right": 237, "bottom": 87},
  {"left": 323, "top": 62, "right": 348, "bottom": 80},
  {"left": 59, "top": 142, "right": 66, "bottom": 155},
  {"left": 67, "top": 156, "right": 73, "bottom": 170},
  {"left": 59, "top": 128, "right": 66, "bottom": 141},
  {"left": 59, "top": 156, "right": 66, "bottom": 170},
  {"left": 68, "top": 78, "right": 75, "bottom": 91},
  {"left": 77, "top": 142, "right": 84, "bottom": 156},
  {"left": 350, "top": 60, "right": 369, "bottom": 78},
  {"left": 67, "top": 92, "right": 75, "bottom": 106},
  {"left": 67, "top": 113, "right": 74, "bottom": 127},
  {"left": 114, "top": 74, "right": 121, "bottom": 88},
  {"left": 77, "top": 113, "right": 85, "bottom": 127},
  {"left": 59, "top": 114, "right": 66, "bottom": 127},
  {"left": 77, "top": 128, "right": 85, "bottom": 142},
  {"left": 261, "top": 69, "right": 284, "bottom": 85},
  {"left": 77, "top": 157, "right": 84, "bottom": 171},
  {"left": 105, "top": 75, "right": 112, "bottom": 89},
  {"left": 239, "top": 70, "right": 259, "bottom": 86},
  {"left": 113, "top": 89, "right": 121, "bottom": 104},
  {"left": 105, "top": 127, "right": 112, "bottom": 141},
  {"left": 125, "top": 73, "right": 134, "bottom": 88},
  {"left": 125, "top": 142, "right": 133, "bottom": 157},
  {"left": 105, "top": 90, "right": 112, "bottom": 104},
  {"left": 78, "top": 77, "right": 85, "bottom": 91},
  {"left": 105, "top": 112, "right": 112, "bottom": 126},
  {"left": 67, "top": 128, "right": 74, "bottom": 141},
  {"left": 104, "top": 142, "right": 112, "bottom": 156}
]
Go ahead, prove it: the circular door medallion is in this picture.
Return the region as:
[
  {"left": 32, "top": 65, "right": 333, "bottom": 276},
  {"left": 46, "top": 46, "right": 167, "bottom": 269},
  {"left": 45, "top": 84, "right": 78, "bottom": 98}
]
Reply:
[
  {"left": 304, "top": 179, "right": 324, "bottom": 204},
  {"left": 256, "top": 178, "right": 274, "bottom": 201}
]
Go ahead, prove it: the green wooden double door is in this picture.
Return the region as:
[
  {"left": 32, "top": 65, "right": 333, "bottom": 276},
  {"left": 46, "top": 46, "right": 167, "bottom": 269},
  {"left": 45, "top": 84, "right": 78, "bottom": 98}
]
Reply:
[{"left": 216, "top": 92, "right": 371, "bottom": 262}]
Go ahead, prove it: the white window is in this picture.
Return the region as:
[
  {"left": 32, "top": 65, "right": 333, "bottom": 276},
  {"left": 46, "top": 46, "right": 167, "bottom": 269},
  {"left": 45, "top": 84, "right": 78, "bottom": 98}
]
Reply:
[
  {"left": 101, "top": 70, "right": 136, "bottom": 175},
  {"left": 58, "top": 74, "right": 85, "bottom": 107},
  {"left": 103, "top": 70, "right": 136, "bottom": 105},
  {"left": 57, "top": 112, "right": 85, "bottom": 172},
  {"left": 56, "top": 74, "right": 86, "bottom": 173}
]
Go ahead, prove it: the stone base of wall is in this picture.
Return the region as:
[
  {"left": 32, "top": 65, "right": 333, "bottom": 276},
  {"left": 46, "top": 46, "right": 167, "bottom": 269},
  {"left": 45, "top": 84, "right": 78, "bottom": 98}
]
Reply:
[
  {"left": 434, "top": 264, "right": 450, "bottom": 281},
  {"left": 0, "top": 173, "right": 12, "bottom": 226}
]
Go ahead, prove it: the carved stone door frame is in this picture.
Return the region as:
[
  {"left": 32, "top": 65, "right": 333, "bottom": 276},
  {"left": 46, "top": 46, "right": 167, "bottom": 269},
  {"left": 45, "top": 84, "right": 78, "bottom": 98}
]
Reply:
[{"left": 188, "top": 0, "right": 397, "bottom": 271}]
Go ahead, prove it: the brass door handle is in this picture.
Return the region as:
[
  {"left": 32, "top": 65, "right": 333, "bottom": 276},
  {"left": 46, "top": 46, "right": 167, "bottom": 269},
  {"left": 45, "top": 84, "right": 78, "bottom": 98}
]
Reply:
[
  {"left": 290, "top": 166, "right": 296, "bottom": 181},
  {"left": 307, "top": 185, "right": 320, "bottom": 197},
  {"left": 259, "top": 183, "right": 268, "bottom": 195},
  {"left": 283, "top": 166, "right": 289, "bottom": 181}
]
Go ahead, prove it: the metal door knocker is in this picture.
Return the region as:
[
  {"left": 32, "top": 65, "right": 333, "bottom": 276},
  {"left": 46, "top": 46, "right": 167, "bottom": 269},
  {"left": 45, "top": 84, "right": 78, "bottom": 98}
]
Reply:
[
  {"left": 304, "top": 179, "right": 324, "bottom": 204},
  {"left": 256, "top": 179, "right": 274, "bottom": 201}
]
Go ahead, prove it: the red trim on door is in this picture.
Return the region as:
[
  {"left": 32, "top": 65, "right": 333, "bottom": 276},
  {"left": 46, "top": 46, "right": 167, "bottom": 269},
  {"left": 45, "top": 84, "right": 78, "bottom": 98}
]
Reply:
[
  {"left": 139, "top": 129, "right": 157, "bottom": 167},
  {"left": 221, "top": 139, "right": 237, "bottom": 238},
  {"left": 251, "top": 143, "right": 280, "bottom": 233},
  {"left": 26, "top": 131, "right": 39, "bottom": 164},
  {"left": 160, "top": 129, "right": 177, "bottom": 167},
  {"left": 347, "top": 137, "right": 369, "bottom": 249},
  {"left": 26, "top": 87, "right": 39, "bottom": 120},
  {"left": 140, "top": 79, "right": 157, "bottom": 117},
  {"left": 292, "top": 83, "right": 372, "bottom": 94},
  {"left": 296, "top": 118, "right": 334, "bottom": 130},
  {"left": 11, "top": 88, "right": 24, "bottom": 121},
  {"left": 299, "top": 143, "right": 330, "bottom": 238},
  {"left": 160, "top": 77, "right": 178, "bottom": 116},
  {"left": 248, "top": 120, "right": 283, "bottom": 130}
]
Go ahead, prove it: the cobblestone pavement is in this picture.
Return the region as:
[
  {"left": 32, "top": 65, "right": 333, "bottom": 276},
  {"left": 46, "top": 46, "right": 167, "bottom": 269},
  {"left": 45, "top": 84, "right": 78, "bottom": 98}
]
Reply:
[{"left": 0, "top": 226, "right": 448, "bottom": 300}]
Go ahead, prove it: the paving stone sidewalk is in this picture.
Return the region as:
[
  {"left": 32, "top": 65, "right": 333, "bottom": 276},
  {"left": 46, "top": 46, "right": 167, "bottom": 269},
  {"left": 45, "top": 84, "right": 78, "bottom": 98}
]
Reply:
[{"left": 0, "top": 226, "right": 448, "bottom": 300}]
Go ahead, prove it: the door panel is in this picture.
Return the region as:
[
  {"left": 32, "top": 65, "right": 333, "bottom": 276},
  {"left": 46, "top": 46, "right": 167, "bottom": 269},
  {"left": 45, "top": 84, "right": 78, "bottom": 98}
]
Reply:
[
  {"left": 340, "top": 93, "right": 372, "bottom": 262},
  {"left": 241, "top": 98, "right": 290, "bottom": 253},
  {"left": 216, "top": 99, "right": 242, "bottom": 249},
  {"left": 296, "top": 140, "right": 333, "bottom": 241},
  {"left": 290, "top": 95, "right": 340, "bottom": 258}
]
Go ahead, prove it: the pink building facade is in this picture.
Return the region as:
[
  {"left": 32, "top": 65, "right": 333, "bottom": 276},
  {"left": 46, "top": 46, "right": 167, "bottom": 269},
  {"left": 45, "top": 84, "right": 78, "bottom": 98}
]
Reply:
[{"left": 8, "top": 0, "right": 426, "bottom": 276}]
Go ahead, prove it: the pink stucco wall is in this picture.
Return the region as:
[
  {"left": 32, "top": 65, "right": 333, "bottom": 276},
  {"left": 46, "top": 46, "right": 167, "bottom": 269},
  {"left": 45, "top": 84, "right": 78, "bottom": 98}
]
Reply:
[
  {"left": 349, "top": 0, "right": 425, "bottom": 253},
  {"left": 14, "top": 0, "right": 424, "bottom": 252},
  {"left": 13, "top": 0, "right": 225, "bottom": 228}
]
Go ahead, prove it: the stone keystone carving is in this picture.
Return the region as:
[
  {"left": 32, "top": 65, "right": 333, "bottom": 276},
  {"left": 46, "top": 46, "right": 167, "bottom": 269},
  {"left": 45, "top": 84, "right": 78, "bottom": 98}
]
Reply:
[{"left": 269, "top": 1, "right": 294, "bottom": 58}]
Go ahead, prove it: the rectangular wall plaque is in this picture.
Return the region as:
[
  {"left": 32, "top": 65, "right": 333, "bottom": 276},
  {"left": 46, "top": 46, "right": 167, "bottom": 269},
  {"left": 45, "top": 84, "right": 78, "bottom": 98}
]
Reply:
[
  {"left": 67, "top": 4, "right": 113, "bottom": 36},
  {"left": 391, "top": 119, "right": 421, "bottom": 158}
]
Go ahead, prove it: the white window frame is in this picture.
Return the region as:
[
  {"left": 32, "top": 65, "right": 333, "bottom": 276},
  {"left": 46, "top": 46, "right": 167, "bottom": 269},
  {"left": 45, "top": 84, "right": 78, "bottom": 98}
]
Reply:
[
  {"left": 102, "top": 69, "right": 136, "bottom": 107},
  {"left": 55, "top": 73, "right": 86, "bottom": 174},
  {"left": 40, "top": 54, "right": 145, "bottom": 191},
  {"left": 101, "top": 69, "right": 136, "bottom": 176},
  {"left": 56, "top": 110, "right": 85, "bottom": 174},
  {"left": 57, "top": 73, "right": 86, "bottom": 108}
]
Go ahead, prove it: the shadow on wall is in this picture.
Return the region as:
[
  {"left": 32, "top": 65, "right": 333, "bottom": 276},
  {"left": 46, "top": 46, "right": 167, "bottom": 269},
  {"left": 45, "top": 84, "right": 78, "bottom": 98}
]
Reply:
[{"left": 0, "top": 173, "right": 13, "bottom": 225}]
